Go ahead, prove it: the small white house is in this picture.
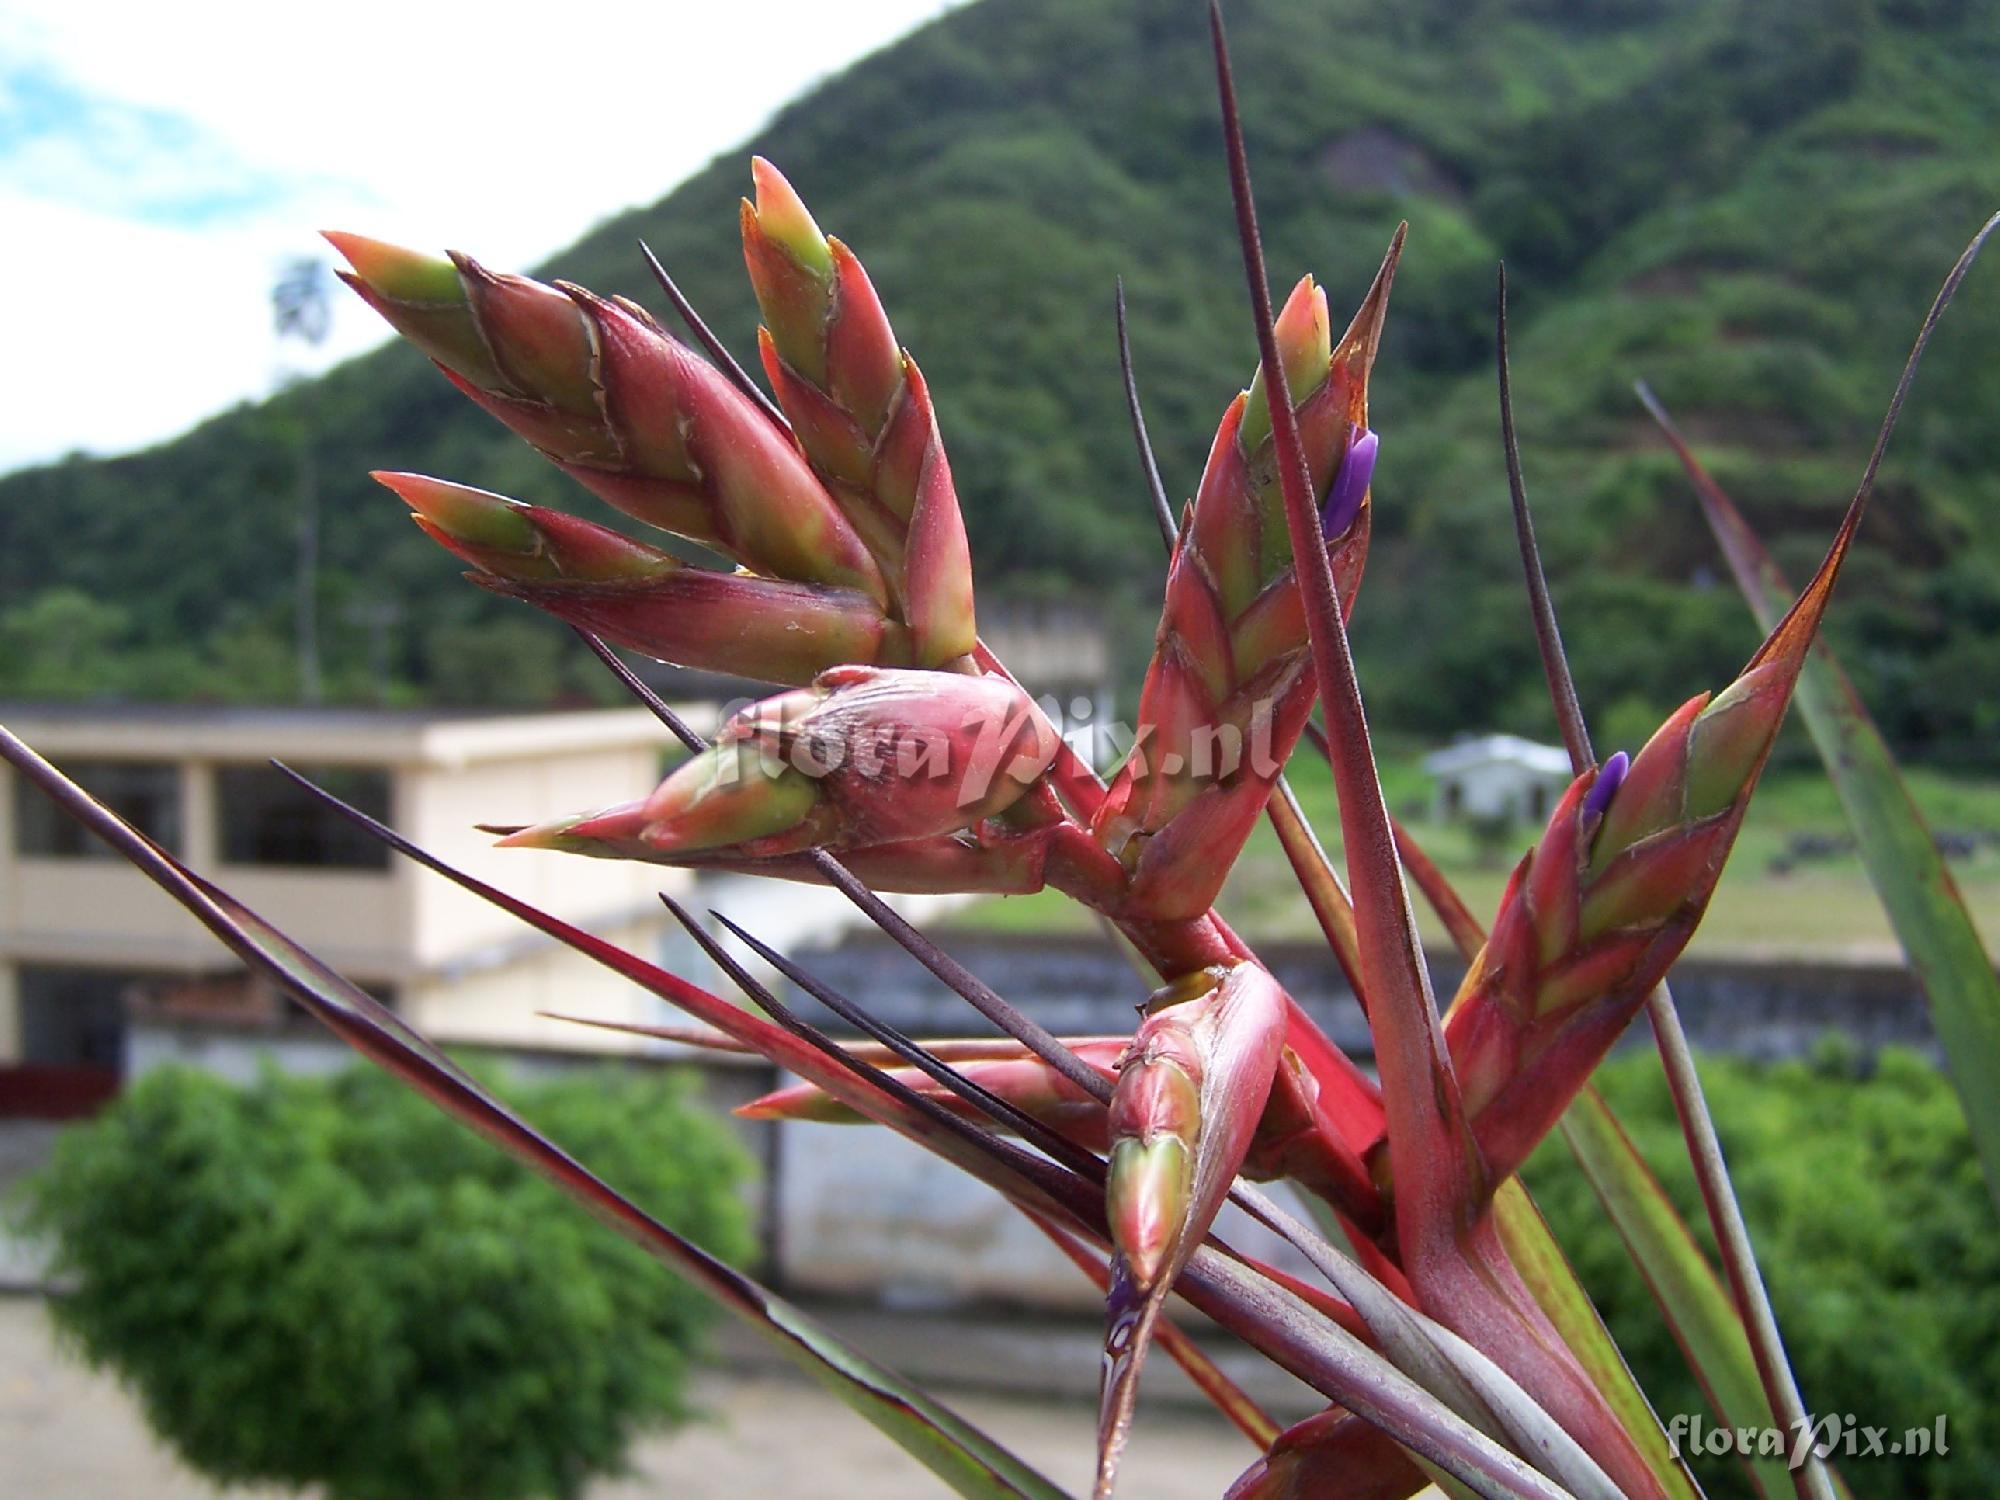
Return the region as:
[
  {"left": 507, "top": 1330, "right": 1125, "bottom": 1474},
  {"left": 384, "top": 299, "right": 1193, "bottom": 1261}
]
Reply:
[{"left": 1422, "top": 734, "right": 1572, "bottom": 826}]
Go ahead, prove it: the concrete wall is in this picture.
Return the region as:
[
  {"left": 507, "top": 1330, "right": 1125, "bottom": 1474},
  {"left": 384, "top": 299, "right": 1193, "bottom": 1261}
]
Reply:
[
  {"left": 778, "top": 932, "right": 1946, "bottom": 1063},
  {"left": 403, "top": 915, "right": 682, "bottom": 1054},
  {"left": 128, "top": 1016, "right": 364, "bottom": 1083},
  {"left": 772, "top": 1120, "right": 1315, "bottom": 1311}
]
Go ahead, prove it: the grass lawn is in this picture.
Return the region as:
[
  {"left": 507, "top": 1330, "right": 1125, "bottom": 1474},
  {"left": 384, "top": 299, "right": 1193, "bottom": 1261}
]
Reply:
[{"left": 947, "top": 750, "right": 2000, "bottom": 963}]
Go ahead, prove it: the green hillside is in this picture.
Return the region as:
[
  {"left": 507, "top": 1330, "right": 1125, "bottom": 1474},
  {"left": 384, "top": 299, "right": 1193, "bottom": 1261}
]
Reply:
[{"left": 5, "top": 0, "right": 1998, "bottom": 757}]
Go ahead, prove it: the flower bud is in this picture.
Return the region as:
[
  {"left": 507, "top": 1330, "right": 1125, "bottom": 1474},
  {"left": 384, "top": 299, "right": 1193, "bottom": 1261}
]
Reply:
[
  {"left": 1105, "top": 964, "right": 1285, "bottom": 1291},
  {"left": 710, "top": 666, "right": 1059, "bottom": 846},
  {"left": 1319, "top": 427, "right": 1378, "bottom": 539},
  {"left": 501, "top": 666, "right": 1059, "bottom": 865}
]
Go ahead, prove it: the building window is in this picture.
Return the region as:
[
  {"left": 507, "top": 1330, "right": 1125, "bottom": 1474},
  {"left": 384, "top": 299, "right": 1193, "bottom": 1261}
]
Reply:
[
  {"left": 216, "top": 765, "right": 392, "bottom": 870},
  {"left": 17, "top": 965, "right": 150, "bottom": 1068},
  {"left": 14, "top": 759, "right": 181, "bottom": 859},
  {"left": 128, "top": 970, "right": 398, "bottom": 1029}
]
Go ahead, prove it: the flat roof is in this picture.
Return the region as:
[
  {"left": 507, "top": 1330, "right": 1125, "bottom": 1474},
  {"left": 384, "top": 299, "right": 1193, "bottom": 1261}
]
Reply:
[{"left": 0, "top": 700, "right": 716, "bottom": 767}]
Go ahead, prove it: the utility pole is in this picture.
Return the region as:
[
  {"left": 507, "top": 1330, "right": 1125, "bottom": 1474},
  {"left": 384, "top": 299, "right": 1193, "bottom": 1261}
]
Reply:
[
  {"left": 342, "top": 599, "right": 404, "bottom": 705},
  {"left": 273, "top": 257, "right": 330, "bottom": 703}
]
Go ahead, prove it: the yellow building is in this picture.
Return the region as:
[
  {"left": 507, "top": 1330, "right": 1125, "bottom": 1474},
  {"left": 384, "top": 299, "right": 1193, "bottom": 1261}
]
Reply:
[{"left": 0, "top": 703, "right": 708, "bottom": 1099}]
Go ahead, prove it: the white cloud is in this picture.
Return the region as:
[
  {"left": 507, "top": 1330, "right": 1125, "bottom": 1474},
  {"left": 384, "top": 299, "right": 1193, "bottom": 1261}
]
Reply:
[{"left": 0, "top": 0, "right": 959, "bottom": 472}]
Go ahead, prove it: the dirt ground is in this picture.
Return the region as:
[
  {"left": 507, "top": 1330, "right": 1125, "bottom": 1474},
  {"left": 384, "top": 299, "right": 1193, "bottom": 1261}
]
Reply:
[{"left": 0, "top": 1297, "right": 1255, "bottom": 1498}]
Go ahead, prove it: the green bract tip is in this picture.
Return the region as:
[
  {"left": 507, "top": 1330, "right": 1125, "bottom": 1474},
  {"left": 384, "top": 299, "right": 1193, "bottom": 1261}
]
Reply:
[
  {"left": 750, "top": 157, "right": 834, "bottom": 280},
  {"left": 323, "top": 231, "right": 464, "bottom": 304}
]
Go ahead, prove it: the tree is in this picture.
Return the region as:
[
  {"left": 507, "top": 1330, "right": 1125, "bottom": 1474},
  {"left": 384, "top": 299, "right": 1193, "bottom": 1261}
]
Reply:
[
  {"left": 1526, "top": 1047, "right": 2000, "bottom": 1499},
  {"left": 0, "top": 587, "right": 131, "bottom": 697},
  {"left": 21, "top": 1062, "right": 754, "bottom": 1500}
]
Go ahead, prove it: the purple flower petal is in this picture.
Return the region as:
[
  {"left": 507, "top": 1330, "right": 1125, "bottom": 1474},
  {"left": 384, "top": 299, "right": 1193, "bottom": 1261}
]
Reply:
[
  {"left": 1582, "top": 750, "right": 1629, "bottom": 823},
  {"left": 1319, "top": 427, "right": 1377, "bottom": 538}
]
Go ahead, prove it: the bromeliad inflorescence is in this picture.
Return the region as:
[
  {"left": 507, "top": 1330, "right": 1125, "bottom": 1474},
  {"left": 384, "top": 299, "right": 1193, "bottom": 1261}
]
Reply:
[
  {"left": 10, "top": 6, "right": 1995, "bottom": 1498},
  {"left": 325, "top": 135, "right": 1807, "bottom": 1489}
]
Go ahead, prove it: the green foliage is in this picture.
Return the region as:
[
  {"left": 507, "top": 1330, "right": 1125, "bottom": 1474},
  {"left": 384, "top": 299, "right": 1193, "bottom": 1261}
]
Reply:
[
  {"left": 419, "top": 615, "right": 623, "bottom": 708},
  {"left": 0, "top": 588, "right": 130, "bottom": 696},
  {"left": 1526, "top": 1046, "right": 2000, "bottom": 1498},
  {"left": 20, "top": 1062, "right": 755, "bottom": 1500},
  {"left": 4, "top": 0, "right": 1999, "bottom": 753}
]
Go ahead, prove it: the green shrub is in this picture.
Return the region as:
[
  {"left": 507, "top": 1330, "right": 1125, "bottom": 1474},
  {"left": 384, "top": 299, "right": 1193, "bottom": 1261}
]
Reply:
[
  {"left": 1526, "top": 1046, "right": 2000, "bottom": 1498},
  {"left": 20, "top": 1061, "right": 755, "bottom": 1500}
]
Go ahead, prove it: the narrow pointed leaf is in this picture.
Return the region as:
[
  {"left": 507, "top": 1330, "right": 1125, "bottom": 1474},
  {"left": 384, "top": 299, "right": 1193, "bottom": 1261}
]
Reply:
[
  {"left": 1264, "top": 776, "right": 1363, "bottom": 986},
  {"left": 637, "top": 238, "right": 791, "bottom": 433},
  {"left": 738, "top": 1040, "right": 1122, "bottom": 1139},
  {"left": 1495, "top": 264, "right": 1591, "bottom": 770},
  {"left": 1114, "top": 277, "right": 1181, "bottom": 550},
  {"left": 711, "top": 912, "right": 1109, "bottom": 1181},
  {"left": 1558, "top": 1091, "right": 1796, "bottom": 1499},
  {"left": 657, "top": 897, "right": 1099, "bottom": 1224},
  {"left": 1229, "top": 1185, "right": 1623, "bottom": 1500}
]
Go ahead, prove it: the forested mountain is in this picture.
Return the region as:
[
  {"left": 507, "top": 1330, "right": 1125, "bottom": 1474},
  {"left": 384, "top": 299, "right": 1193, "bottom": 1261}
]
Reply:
[{"left": 6, "top": 0, "right": 1998, "bottom": 758}]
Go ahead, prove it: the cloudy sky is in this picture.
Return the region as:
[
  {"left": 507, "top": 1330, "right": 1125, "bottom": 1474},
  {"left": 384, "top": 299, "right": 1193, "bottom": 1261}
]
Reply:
[{"left": 0, "top": 0, "right": 959, "bottom": 474}]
